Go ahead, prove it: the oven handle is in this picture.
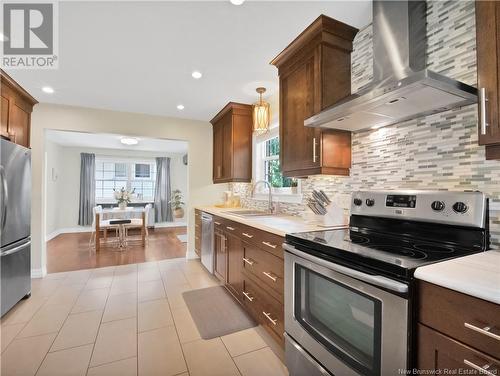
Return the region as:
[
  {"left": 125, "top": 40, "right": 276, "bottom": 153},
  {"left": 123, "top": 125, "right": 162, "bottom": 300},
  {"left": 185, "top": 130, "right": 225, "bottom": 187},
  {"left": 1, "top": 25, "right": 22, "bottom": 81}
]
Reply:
[{"left": 283, "top": 243, "right": 408, "bottom": 294}]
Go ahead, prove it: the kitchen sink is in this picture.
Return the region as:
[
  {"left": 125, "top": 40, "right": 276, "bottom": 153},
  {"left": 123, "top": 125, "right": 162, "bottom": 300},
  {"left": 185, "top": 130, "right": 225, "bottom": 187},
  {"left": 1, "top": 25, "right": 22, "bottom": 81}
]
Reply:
[{"left": 225, "top": 209, "right": 274, "bottom": 217}]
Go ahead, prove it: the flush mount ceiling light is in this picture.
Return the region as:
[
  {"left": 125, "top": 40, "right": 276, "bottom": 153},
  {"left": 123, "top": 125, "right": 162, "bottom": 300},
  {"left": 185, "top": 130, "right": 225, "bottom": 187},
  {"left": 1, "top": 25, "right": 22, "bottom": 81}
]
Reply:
[
  {"left": 120, "top": 137, "right": 139, "bottom": 146},
  {"left": 177, "top": 104, "right": 185, "bottom": 110},
  {"left": 253, "top": 87, "right": 270, "bottom": 135},
  {"left": 191, "top": 71, "right": 202, "bottom": 79},
  {"left": 230, "top": 0, "right": 245, "bottom": 4},
  {"left": 42, "top": 86, "right": 54, "bottom": 94}
]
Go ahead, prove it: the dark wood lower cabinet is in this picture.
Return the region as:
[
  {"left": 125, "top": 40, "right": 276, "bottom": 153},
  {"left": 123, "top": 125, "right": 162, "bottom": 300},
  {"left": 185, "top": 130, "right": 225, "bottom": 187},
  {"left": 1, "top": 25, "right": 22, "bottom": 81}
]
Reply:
[
  {"left": 226, "top": 233, "right": 244, "bottom": 302},
  {"left": 214, "top": 229, "right": 227, "bottom": 283},
  {"left": 205, "top": 212, "right": 285, "bottom": 346},
  {"left": 417, "top": 281, "right": 500, "bottom": 374},
  {"left": 418, "top": 324, "right": 500, "bottom": 374}
]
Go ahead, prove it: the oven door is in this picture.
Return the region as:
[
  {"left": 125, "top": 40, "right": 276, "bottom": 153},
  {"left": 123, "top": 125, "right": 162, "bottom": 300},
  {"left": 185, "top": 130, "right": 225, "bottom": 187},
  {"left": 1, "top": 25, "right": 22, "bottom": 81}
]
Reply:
[{"left": 283, "top": 243, "right": 409, "bottom": 376}]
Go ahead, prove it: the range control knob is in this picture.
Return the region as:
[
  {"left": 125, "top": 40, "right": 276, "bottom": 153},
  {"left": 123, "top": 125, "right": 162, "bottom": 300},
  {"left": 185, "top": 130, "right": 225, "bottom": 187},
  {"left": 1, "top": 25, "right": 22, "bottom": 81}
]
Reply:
[
  {"left": 353, "top": 198, "right": 363, "bottom": 206},
  {"left": 453, "top": 202, "right": 468, "bottom": 214},
  {"left": 365, "top": 199, "right": 375, "bottom": 207},
  {"left": 431, "top": 201, "right": 445, "bottom": 212}
]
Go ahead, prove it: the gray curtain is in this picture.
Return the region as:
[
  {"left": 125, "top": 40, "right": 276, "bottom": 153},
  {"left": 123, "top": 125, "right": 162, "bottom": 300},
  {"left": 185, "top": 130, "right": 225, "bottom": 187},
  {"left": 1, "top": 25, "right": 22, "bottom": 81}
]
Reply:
[
  {"left": 78, "top": 153, "right": 96, "bottom": 226},
  {"left": 154, "top": 157, "right": 172, "bottom": 222}
]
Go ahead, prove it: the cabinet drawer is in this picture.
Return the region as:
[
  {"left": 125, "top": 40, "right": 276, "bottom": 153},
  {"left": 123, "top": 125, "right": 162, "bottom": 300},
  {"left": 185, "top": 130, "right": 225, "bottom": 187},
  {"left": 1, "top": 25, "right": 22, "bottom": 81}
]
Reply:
[
  {"left": 418, "top": 323, "right": 500, "bottom": 374},
  {"left": 419, "top": 281, "right": 500, "bottom": 359},
  {"left": 238, "top": 224, "right": 284, "bottom": 259},
  {"left": 213, "top": 215, "right": 225, "bottom": 229},
  {"left": 242, "top": 243, "right": 284, "bottom": 300},
  {"left": 242, "top": 276, "right": 284, "bottom": 341}
]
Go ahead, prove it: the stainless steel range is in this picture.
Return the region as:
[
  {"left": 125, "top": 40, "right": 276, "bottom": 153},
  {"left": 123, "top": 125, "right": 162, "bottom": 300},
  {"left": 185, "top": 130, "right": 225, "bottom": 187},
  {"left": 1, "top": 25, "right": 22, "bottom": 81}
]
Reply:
[{"left": 283, "top": 190, "right": 489, "bottom": 376}]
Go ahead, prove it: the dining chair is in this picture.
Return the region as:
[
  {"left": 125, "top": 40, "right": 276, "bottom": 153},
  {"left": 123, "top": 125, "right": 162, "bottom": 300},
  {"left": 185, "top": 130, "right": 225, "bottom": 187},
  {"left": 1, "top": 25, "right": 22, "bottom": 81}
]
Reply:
[
  {"left": 89, "top": 205, "right": 119, "bottom": 249},
  {"left": 124, "top": 204, "right": 152, "bottom": 242}
]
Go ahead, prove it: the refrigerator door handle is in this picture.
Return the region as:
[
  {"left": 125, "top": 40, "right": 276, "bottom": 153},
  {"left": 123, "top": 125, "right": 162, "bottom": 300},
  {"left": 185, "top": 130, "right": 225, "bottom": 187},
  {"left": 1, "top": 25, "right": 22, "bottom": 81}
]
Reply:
[
  {"left": 0, "top": 166, "right": 7, "bottom": 231},
  {"left": 1, "top": 239, "right": 31, "bottom": 257}
]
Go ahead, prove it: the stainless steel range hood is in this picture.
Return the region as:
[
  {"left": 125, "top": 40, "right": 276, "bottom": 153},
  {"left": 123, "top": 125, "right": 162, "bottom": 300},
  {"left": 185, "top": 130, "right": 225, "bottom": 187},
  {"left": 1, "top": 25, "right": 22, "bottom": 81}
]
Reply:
[{"left": 305, "top": 0, "right": 478, "bottom": 132}]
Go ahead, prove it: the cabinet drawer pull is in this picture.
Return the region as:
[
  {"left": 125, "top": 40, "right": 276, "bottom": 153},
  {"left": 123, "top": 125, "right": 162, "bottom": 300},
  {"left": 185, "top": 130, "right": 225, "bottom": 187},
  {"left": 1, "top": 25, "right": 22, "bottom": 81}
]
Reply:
[
  {"left": 226, "top": 226, "right": 235, "bottom": 231},
  {"left": 242, "top": 232, "right": 254, "bottom": 238},
  {"left": 214, "top": 221, "right": 221, "bottom": 225},
  {"left": 262, "top": 241, "right": 277, "bottom": 249},
  {"left": 464, "top": 359, "right": 496, "bottom": 376},
  {"left": 464, "top": 322, "right": 500, "bottom": 341},
  {"left": 242, "top": 291, "right": 254, "bottom": 302},
  {"left": 262, "top": 311, "right": 278, "bottom": 326},
  {"left": 262, "top": 271, "right": 277, "bottom": 282},
  {"left": 243, "top": 257, "right": 254, "bottom": 266}
]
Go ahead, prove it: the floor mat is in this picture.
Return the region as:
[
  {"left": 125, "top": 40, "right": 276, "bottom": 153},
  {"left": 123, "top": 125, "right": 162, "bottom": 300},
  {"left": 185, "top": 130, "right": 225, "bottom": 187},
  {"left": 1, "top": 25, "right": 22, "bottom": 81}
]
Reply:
[{"left": 183, "top": 286, "right": 257, "bottom": 339}]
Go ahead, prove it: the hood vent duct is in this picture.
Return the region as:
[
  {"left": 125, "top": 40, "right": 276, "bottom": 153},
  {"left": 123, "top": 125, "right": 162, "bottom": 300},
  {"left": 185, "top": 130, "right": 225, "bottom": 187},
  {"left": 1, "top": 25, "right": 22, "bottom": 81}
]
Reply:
[{"left": 305, "top": 0, "right": 477, "bottom": 132}]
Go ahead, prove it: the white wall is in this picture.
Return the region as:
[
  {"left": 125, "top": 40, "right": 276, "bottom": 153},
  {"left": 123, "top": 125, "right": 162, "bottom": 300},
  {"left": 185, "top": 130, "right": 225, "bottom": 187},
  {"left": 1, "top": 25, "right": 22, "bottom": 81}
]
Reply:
[
  {"left": 32, "top": 103, "right": 227, "bottom": 276},
  {"left": 44, "top": 144, "right": 188, "bottom": 237}
]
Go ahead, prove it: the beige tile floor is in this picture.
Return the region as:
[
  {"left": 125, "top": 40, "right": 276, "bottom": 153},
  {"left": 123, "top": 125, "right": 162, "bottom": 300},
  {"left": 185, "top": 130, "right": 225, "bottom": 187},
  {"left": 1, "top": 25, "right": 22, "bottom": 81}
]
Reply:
[{"left": 0, "top": 258, "right": 289, "bottom": 376}]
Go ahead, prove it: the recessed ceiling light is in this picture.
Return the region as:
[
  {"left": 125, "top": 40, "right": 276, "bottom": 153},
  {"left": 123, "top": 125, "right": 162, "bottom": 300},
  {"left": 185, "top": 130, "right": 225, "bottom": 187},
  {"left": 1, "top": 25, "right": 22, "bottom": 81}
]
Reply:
[
  {"left": 42, "top": 86, "right": 54, "bottom": 94},
  {"left": 177, "top": 104, "right": 185, "bottom": 110},
  {"left": 230, "top": 0, "right": 244, "bottom": 5},
  {"left": 120, "top": 137, "right": 139, "bottom": 146},
  {"left": 191, "top": 71, "right": 202, "bottom": 79}
]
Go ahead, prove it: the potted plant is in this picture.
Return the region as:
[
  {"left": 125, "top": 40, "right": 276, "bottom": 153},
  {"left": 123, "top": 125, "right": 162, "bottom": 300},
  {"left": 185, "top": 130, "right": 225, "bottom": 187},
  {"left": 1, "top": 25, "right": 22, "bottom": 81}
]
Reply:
[
  {"left": 290, "top": 178, "right": 299, "bottom": 194},
  {"left": 114, "top": 187, "right": 135, "bottom": 210},
  {"left": 170, "top": 189, "right": 185, "bottom": 218}
]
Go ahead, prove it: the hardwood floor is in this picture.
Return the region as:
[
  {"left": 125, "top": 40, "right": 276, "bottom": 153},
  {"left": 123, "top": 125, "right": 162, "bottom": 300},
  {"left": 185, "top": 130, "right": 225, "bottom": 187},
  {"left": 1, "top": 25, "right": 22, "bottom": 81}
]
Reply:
[{"left": 46, "top": 227, "right": 187, "bottom": 273}]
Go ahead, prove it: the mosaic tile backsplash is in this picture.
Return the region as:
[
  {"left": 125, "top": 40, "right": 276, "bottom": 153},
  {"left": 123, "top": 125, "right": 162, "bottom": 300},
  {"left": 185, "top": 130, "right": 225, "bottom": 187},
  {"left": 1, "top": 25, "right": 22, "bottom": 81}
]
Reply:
[{"left": 231, "top": 0, "right": 500, "bottom": 248}]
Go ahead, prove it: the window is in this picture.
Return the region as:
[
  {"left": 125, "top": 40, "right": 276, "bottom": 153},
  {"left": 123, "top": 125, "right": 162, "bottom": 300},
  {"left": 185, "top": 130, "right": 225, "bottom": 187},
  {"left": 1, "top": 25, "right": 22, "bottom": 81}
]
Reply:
[
  {"left": 95, "top": 158, "right": 156, "bottom": 201},
  {"left": 254, "top": 129, "right": 300, "bottom": 199}
]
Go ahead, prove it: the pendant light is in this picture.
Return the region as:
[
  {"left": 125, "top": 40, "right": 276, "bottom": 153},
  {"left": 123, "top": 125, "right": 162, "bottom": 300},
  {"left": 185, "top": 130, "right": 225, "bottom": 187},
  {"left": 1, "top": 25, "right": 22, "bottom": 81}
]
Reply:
[{"left": 253, "top": 87, "right": 271, "bottom": 135}]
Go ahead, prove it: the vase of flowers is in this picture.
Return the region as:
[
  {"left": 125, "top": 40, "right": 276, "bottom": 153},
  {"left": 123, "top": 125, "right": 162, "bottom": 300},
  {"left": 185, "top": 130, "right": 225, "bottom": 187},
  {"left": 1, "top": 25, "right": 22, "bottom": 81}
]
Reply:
[
  {"left": 169, "top": 189, "right": 185, "bottom": 218},
  {"left": 114, "top": 187, "right": 135, "bottom": 210}
]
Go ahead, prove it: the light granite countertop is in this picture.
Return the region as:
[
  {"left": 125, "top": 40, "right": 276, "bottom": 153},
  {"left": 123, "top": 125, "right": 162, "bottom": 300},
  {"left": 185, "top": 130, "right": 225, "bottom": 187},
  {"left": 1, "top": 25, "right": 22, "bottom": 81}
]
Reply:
[
  {"left": 414, "top": 250, "right": 500, "bottom": 304},
  {"left": 195, "top": 206, "right": 347, "bottom": 237}
]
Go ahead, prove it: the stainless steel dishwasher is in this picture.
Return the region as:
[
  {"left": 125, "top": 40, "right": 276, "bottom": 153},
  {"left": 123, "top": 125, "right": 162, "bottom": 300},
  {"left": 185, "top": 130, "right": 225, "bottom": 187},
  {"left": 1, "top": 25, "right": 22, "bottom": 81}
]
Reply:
[{"left": 200, "top": 213, "right": 214, "bottom": 273}]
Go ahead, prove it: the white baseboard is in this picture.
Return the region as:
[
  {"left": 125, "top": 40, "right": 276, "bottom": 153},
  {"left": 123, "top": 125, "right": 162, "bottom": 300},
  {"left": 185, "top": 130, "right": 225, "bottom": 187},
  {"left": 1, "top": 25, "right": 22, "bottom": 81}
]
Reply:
[
  {"left": 31, "top": 267, "right": 47, "bottom": 279},
  {"left": 46, "top": 227, "right": 92, "bottom": 241},
  {"left": 154, "top": 222, "right": 187, "bottom": 228},
  {"left": 46, "top": 223, "right": 186, "bottom": 241}
]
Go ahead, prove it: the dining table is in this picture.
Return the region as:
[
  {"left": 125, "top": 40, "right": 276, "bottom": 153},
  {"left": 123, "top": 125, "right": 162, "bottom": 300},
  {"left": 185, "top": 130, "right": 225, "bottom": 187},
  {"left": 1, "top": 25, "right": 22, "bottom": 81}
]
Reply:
[{"left": 95, "top": 207, "right": 146, "bottom": 251}]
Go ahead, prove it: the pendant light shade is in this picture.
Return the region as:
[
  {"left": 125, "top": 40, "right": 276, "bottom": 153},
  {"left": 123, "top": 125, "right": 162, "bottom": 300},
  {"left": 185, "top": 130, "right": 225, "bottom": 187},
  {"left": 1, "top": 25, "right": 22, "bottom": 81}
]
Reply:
[{"left": 253, "top": 87, "right": 270, "bottom": 135}]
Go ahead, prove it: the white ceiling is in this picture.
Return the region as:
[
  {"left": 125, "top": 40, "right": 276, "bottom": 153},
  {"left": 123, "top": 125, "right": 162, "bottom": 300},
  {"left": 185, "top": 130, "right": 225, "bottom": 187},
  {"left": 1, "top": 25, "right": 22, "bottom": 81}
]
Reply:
[
  {"left": 46, "top": 130, "right": 188, "bottom": 153},
  {"left": 7, "top": 1, "right": 372, "bottom": 122}
]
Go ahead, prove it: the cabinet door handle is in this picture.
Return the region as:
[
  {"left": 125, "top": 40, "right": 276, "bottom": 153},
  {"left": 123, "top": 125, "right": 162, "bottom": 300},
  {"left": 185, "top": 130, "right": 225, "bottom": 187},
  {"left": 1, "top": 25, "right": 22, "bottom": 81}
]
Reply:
[
  {"left": 242, "top": 291, "right": 254, "bottom": 302},
  {"left": 262, "top": 311, "right": 278, "bottom": 326},
  {"left": 262, "top": 241, "right": 277, "bottom": 249},
  {"left": 312, "top": 137, "right": 318, "bottom": 163},
  {"left": 243, "top": 257, "right": 254, "bottom": 266},
  {"left": 262, "top": 271, "right": 277, "bottom": 282},
  {"left": 464, "top": 359, "right": 497, "bottom": 376},
  {"left": 479, "top": 87, "right": 489, "bottom": 135},
  {"left": 226, "top": 226, "right": 235, "bottom": 231},
  {"left": 214, "top": 221, "right": 221, "bottom": 225},
  {"left": 464, "top": 322, "right": 500, "bottom": 341},
  {"left": 242, "top": 232, "right": 254, "bottom": 238}
]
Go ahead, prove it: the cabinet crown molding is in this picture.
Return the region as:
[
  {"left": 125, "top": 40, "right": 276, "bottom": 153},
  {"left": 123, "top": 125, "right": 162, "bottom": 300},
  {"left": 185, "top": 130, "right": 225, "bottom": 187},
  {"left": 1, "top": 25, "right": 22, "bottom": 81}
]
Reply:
[{"left": 270, "top": 14, "right": 358, "bottom": 68}]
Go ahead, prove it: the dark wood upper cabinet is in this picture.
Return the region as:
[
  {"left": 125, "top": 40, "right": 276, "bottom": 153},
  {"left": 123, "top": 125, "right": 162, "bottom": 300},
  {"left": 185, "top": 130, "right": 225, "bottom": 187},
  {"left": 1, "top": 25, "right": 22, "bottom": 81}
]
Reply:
[
  {"left": 271, "top": 15, "right": 357, "bottom": 177},
  {"left": 0, "top": 69, "right": 38, "bottom": 148},
  {"left": 476, "top": 1, "right": 500, "bottom": 160},
  {"left": 210, "top": 102, "right": 253, "bottom": 183}
]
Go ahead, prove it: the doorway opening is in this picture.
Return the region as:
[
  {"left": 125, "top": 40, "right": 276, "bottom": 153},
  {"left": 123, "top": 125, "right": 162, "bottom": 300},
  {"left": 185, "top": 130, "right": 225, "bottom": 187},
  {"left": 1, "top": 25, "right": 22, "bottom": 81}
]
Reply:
[{"left": 44, "top": 130, "right": 188, "bottom": 273}]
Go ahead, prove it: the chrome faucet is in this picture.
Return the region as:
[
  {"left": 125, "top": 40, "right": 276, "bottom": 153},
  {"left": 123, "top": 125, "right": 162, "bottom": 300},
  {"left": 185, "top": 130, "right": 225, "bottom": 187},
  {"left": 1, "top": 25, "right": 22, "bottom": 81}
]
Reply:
[{"left": 252, "top": 180, "right": 275, "bottom": 214}]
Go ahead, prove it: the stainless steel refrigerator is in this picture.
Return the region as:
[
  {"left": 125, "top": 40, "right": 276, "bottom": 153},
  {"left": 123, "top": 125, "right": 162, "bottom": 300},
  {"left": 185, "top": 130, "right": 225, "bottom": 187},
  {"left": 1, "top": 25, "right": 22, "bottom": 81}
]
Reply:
[{"left": 1, "top": 139, "right": 31, "bottom": 316}]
